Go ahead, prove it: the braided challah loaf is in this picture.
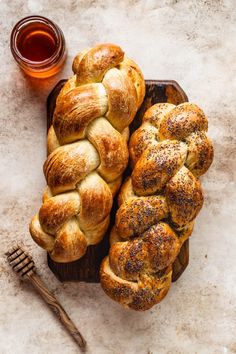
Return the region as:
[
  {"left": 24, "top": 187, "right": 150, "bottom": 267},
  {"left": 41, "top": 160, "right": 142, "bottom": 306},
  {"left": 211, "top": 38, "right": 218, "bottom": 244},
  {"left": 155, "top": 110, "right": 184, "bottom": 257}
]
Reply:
[
  {"left": 29, "top": 44, "right": 145, "bottom": 263},
  {"left": 100, "top": 102, "right": 214, "bottom": 310}
]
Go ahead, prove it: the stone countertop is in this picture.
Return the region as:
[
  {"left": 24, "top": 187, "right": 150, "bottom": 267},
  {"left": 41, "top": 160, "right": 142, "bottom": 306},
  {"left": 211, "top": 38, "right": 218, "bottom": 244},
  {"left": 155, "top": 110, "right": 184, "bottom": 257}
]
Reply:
[{"left": 0, "top": 1, "right": 235, "bottom": 353}]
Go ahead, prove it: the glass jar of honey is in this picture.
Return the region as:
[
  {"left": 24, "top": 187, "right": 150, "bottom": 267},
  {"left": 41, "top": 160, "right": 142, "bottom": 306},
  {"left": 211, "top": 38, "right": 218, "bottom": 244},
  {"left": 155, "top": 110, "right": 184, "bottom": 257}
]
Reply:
[{"left": 10, "top": 15, "right": 67, "bottom": 78}]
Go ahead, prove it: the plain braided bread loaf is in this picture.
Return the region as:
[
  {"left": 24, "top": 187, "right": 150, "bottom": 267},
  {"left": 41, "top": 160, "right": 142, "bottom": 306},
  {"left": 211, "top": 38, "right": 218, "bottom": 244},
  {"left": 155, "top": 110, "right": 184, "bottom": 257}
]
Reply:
[
  {"left": 29, "top": 43, "right": 145, "bottom": 263},
  {"left": 100, "top": 102, "right": 214, "bottom": 310}
]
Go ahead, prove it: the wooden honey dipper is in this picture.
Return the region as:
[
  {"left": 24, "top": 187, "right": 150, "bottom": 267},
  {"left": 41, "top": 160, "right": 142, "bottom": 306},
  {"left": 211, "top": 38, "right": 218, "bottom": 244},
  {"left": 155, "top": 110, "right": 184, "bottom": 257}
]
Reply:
[{"left": 5, "top": 245, "right": 87, "bottom": 352}]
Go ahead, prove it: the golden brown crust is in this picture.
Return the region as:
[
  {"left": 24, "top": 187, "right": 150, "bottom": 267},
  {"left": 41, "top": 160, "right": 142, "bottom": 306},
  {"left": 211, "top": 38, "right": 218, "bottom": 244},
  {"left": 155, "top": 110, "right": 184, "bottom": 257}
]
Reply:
[
  {"left": 87, "top": 118, "right": 129, "bottom": 181},
  {"left": 118, "top": 57, "right": 146, "bottom": 109},
  {"left": 71, "top": 49, "right": 90, "bottom": 75},
  {"left": 56, "top": 75, "right": 77, "bottom": 103},
  {"left": 185, "top": 131, "right": 214, "bottom": 176},
  {"left": 115, "top": 196, "right": 168, "bottom": 239},
  {"left": 53, "top": 83, "right": 108, "bottom": 145},
  {"left": 109, "top": 223, "right": 180, "bottom": 281},
  {"left": 29, "top": 214, "right": 55, "bottom": 251},
  {"left": 117, "top": 177, "right": 136, "bottom": 206},
  {"left": 82, "top": 215, "right": 110, "bottom": 245},
  {"left": 176, "top": 222, "right": 194, "bottom": 244},
  {"left": 166, "top": 166, "right": 204, "bottom": 227},
  {"left": 50, "top": 218, "right": 87, "bottom": 263},
  {"left": 131, "top": 140, "right": 187, "bottom": 196},
  {"left": 142, "top": 102, "right": 175, "bottom": 127},
  {"left": 100, "top": 257, "right": 172, "bottom": 311},
  {"left": 103, "top": 68, "right": 137, "bottom": 132},
  {"left": 100, "top": 102, "right": 213, "bottom": 310},
  {"left": 107, "top": 176, "right": 123, "bottom": 197},
  {"left": 158, "top": 103, "right": 208, "bottom": 141},
  {"left": 73, "top": 44, "right": 124, "bottom": 85},
  {"left": 30, "top": 43, "right": 145, "bottom": 263},
  {"left": 43, "top": 140, "right": 100, "bottom": 195},
  {"left": 38, "top": 192, "right": 80, "bottom": 234},
  {"left": 47, "top": 126, "right": 60, "bottom": 155},
  {"left": 129, "top": 123, "right": 157, "bottom": 168},
  {"left": 77, "top": 172, "right": 112, "bottom": 229}
]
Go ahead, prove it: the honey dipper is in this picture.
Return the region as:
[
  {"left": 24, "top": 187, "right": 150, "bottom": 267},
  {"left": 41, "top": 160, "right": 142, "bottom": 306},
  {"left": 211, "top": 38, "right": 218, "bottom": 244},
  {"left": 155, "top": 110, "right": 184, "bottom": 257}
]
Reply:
[{"left": 5, "top": 245, "right": 87, "bottom": 352}]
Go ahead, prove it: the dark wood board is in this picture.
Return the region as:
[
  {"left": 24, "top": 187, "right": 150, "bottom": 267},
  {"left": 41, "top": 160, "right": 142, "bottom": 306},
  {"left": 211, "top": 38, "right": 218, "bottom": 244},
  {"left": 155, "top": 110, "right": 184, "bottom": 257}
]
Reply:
[{"left": 47, "top": 79, "right": 189, "bottom": 282}]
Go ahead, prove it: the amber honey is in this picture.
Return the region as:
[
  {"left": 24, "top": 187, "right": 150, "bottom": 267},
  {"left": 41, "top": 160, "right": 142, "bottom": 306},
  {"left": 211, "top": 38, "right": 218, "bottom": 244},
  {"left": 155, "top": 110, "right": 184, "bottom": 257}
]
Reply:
[{"left": 11, "top": 16, "right": 66, "bottom": 78}]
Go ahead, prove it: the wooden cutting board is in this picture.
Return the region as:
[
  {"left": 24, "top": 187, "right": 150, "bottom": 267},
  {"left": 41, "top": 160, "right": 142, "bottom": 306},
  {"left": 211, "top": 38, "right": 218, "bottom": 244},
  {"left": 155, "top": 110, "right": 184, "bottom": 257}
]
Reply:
[{"left": 47, "top": 79, "right": 189, "bottom": 282}]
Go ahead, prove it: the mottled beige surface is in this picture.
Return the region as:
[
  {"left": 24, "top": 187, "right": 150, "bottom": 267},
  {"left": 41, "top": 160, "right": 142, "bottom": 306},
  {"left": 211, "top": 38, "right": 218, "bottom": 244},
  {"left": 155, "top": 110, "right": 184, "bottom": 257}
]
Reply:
[{"left": 0, "top": 0, "right": 235, "bottom": 353}]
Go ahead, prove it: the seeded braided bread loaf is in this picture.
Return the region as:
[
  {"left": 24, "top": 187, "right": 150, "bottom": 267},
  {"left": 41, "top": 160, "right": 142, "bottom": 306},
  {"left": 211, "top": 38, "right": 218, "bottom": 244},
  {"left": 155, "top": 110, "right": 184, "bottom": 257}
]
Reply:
[
  {"left": 100, "top": 102, "right": 213, "bottom": 310},
  {"left": 30, "top": 43, "right": 145, "bottom": 263}
]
